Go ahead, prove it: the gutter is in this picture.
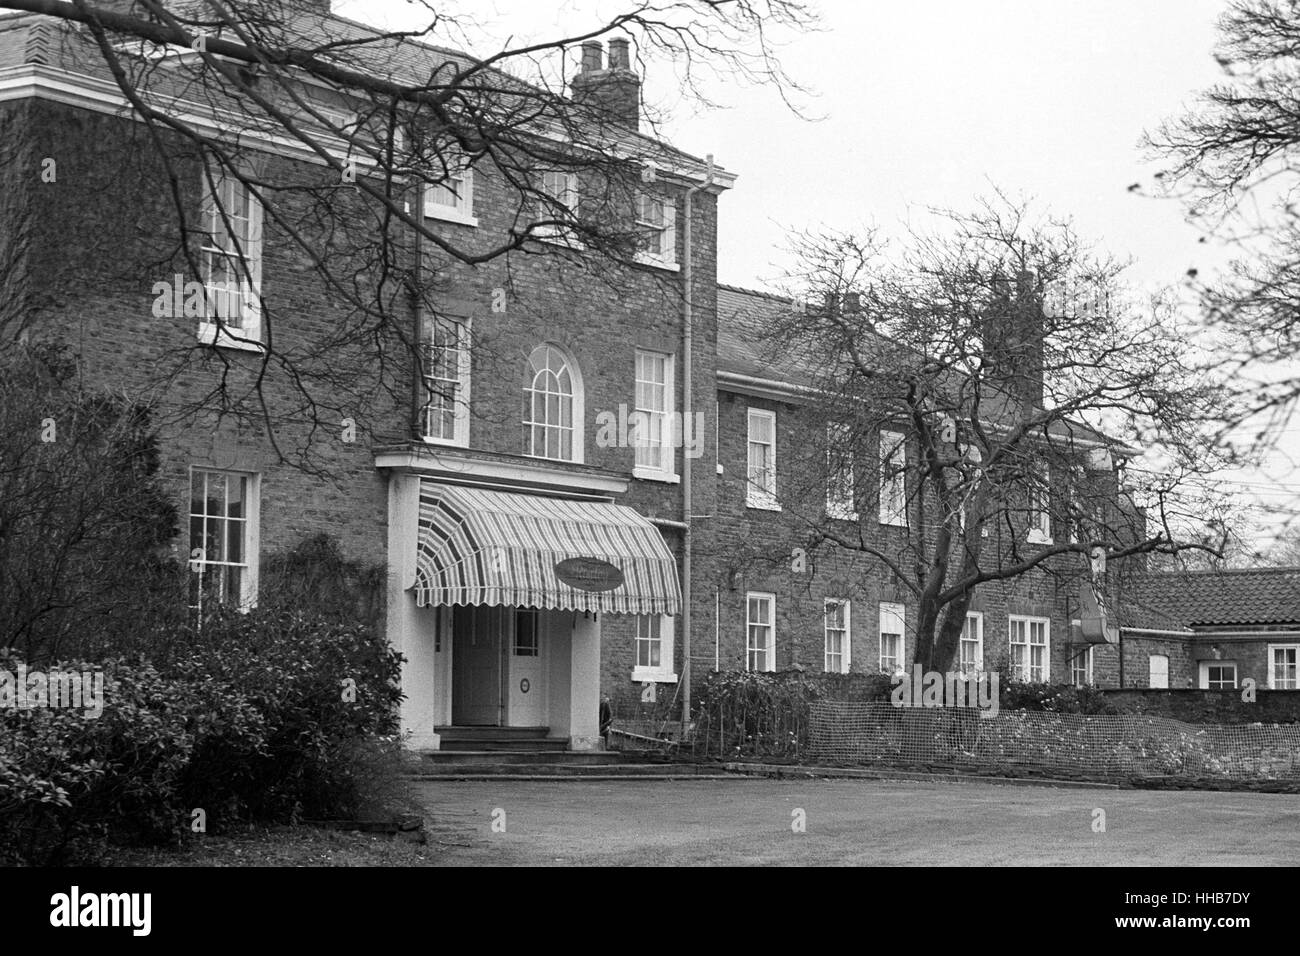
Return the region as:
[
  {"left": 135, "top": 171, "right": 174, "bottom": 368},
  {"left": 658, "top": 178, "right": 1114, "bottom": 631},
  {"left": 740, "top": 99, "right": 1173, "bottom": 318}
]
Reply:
[{"left": 716, "top": 368, "right": 814, "bottom": 401}]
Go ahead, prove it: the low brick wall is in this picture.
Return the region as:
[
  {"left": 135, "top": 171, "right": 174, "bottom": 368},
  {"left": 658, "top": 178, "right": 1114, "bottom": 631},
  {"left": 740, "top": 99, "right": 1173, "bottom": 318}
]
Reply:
[{"left": 1096, "top": 689, "right": 1300, "bottom": 724}]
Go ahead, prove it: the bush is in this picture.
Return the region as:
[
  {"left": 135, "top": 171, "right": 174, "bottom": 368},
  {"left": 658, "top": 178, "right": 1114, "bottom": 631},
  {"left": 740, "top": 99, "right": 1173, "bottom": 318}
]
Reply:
[
  {"left": 0, "top": 342, "right": 180, "bottom": 663},
  {"left": 172, "top": 607, "right": 405, "bottom": 822},
  {"left": 999, "top": 680, "right": 1121, "bottom": 715},
  {"left": 0, "top": 610, "right": 406, "bottom": 865},
  {"left": 0, "top": 655, "right": 215, "bottom": 864}
]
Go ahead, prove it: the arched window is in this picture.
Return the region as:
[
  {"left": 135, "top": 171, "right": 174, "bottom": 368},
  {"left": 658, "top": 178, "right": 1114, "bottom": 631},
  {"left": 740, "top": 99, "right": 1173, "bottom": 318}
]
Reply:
[{"left": 524, "top": 344, "right": 583, "bottom": 462}]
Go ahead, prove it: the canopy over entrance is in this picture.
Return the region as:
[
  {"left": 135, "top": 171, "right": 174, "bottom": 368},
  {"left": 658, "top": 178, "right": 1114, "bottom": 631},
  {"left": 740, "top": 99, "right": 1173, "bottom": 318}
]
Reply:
[{"left": 413, "top": 482, "right": 681, "bottom": 615}]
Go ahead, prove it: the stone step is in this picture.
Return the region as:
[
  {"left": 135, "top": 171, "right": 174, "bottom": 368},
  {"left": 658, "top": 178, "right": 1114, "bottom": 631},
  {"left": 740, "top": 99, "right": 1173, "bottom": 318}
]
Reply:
[
  {"left": 420, "top": 749, "right": 636, "bottom": 765},
  {"left": 435, "top": 726, "right": 550, "bottom": 739},
  {"left": 438, "top": 737, "right": 571, "bottom": 752},
  {"left": 409, "top": 762, "right": 706, "bottom": 778}
]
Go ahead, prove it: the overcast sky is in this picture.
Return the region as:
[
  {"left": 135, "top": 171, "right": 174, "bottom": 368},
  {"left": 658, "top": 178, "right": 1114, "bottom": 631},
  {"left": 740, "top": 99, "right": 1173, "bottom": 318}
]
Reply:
[{"left": 340, "top": 0, "right": 1300, "bottom": 547}]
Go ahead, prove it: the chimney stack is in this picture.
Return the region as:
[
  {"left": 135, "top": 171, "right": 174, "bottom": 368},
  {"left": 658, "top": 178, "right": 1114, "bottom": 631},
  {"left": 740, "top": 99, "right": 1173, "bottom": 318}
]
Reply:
[
  {"left": 571, "top": 38, "right": 641, "bottom": 129},
  {"left": 981, "top": 271, "right": 1045, "bottom": 410}
]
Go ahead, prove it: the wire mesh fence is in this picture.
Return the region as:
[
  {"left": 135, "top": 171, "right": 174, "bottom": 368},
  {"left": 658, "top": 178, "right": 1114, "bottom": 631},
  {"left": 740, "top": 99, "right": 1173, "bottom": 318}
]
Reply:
[{"left": 805, "top": 701, "right": 1300, "bottom": 782}]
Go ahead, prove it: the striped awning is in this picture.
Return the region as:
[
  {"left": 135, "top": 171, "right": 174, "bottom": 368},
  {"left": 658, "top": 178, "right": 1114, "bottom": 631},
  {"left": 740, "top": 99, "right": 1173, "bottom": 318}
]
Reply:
[{"left": 413, "top": 482, "right": 681, "bottom": 615}]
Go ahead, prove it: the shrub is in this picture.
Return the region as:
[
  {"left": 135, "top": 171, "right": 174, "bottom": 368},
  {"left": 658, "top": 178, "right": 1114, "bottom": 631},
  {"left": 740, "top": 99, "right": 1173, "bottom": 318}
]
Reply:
[
  {"left": 999, "top": 680, "right": 1121, "bottom": 715},
  {"left": 171, "top": 607, "right": 405, "bottom": 822},
  {"left": 0, "top": 654, "right": 215, "bottom": 864},
  {"left": 0, "top": 342, "right": 180, "bottom": 663},
  {"left": 0, "top": 610, "right": 406, "bottom": 864},
  {"left": 259, "top": 533, "right": 385, "bottom": 628}
]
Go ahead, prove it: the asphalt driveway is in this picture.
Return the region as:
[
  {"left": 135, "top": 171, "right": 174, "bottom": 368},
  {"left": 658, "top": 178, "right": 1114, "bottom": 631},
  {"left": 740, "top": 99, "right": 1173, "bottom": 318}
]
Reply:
[{"left": 412, "top": 776, "right": 1300, "bottom": 866}]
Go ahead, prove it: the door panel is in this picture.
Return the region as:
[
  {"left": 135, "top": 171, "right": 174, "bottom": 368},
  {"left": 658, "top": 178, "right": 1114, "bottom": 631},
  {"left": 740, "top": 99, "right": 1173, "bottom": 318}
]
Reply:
[
  {"left": 451, "top": 606, "right": 502, "bottom": 725},
  {"left": 507, "top": 608, "right": 548, "bottom": 726}
]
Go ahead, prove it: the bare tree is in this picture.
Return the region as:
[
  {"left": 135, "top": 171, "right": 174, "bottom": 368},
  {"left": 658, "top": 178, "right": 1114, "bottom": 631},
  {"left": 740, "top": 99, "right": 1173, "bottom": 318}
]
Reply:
[
  {"left": 1145, "top": 0, "right": 1300, "bottom": 454},
  {"left": 746, "top": 197, "right": 1225, "bottom": 671},
  {"left": 0, "top": 0, "right": 815, "bottom": 469}
]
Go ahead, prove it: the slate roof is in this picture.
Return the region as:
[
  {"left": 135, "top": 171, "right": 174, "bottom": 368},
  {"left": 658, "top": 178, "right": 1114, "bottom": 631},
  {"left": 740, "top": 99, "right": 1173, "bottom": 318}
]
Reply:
[
  {"left": 716, "top": 283, "right": 805, "bottom": 382},
  {"left": 1120, "top": 568, "right": 1300, "bottom": 630},
  {"left": 716, "top": 282, "right": 902, "bottom": 388},
  {"left": 0, "top": 7, "right": 724, "bottom": 177}
]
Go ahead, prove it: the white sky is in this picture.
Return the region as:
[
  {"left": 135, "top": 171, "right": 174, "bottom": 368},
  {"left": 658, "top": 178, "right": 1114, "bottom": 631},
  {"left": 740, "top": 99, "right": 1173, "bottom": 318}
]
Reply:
[{"left": 338, "top": 0, "right": 1300, "bottom": 548}]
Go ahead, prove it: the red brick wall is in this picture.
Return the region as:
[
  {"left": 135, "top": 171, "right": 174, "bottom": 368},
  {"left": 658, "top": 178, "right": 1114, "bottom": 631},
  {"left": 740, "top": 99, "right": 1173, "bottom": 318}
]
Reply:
[
  {"left": 698, "top": 387, "right": 1132, "bottom": 696},
  {"left": 12, "top": 96, "right": 723, "bottom": 707},
  {"left": 17, "top": 100, "right": 395, "bottom": 574}
]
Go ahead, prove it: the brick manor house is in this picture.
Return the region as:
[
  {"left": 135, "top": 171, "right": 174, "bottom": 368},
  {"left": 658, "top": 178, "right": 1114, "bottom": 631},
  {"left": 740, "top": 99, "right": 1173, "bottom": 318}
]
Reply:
[{"left": 3, "top": 3, "right": 1292, "bottom": 752}]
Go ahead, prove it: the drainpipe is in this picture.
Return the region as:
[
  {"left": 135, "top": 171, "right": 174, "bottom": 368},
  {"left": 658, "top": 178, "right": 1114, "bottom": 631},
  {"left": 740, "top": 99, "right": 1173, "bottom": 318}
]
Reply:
[
  {"left": 411, "top": 156, "right": 425, "bottom": 438},
  {"left": 681, "top": 154, "right": 714, "bottom": 737}
]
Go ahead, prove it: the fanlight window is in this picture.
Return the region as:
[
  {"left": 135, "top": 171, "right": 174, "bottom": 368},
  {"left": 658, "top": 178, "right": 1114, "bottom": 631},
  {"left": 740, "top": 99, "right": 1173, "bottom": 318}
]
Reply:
[{"left": 524, "top": 344, "right": 581, "bottom": 462}]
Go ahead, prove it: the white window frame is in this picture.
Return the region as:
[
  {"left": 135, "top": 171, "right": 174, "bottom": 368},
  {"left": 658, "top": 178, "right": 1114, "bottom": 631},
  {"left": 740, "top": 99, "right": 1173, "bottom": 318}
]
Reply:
[
  {"left": 420, "top": 316, "right": 471, "bottom": 447},
  {"left": 1070, "top": 646, "right": 1093, "bottom": 687},
  {"left": 1199, "top": 660, "right": 1238, "bottom": 690},
  {"left": 879, "top": 429, "right": 908, "bottom": 527},
  {"left": 632, "top": 349, "right": 676, "bottom": 481},
  {"left": 959, "top": 611, "right": 984, "bottom": 674},
  {"left": 635, "top": 191, "right": 679, "bottom": 270},
  {"left": 1008, "top": 615, "right": 1051, "bottom": 682},
  {"left": 1027, "top": 464, "right": 1053, "bottom": 544},
  {"left": 826, "top": 422, "right": 858, "bottom": 521},
  {"left": 534, "top": 170, "right": 579, "bottom": 241},
  {"left": 746, "top": 407, "right": 780, "bottom": 510},
  {"left": 188, "top": 467, "right": 260, "bottom": 614},
  {"left": 523, "top": 343, "right": 584, "bottom": 463},
  {"left": 824, "top": 598, "right": 851, "bottom": 674},
  {"left": 423, "top": 148, "right": 477, "bottom": 227},
  {"left": 745, "top": 592, "right": 776, "bottom": 673},
  {"left": 632, "top": 614, "right": 677, "bottom": 683},
  {"left": 879, "top": 602, "right": 906, "bottom": 675},
  {"left": 198, "top": 168, "right": 264, "bottom": 350},
  {"left": 1148, "top": 654, "right": 1169, "bottom": 689},
  {"left": 1268, "top": 644, "right": 1300, "bottom": 690}
]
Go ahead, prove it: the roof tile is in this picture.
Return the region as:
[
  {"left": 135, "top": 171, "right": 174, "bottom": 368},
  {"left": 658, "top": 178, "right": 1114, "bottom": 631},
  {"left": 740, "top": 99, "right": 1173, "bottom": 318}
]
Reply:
[{"left": 1121, "top": 568, "right": 1300, "bottom": 629}]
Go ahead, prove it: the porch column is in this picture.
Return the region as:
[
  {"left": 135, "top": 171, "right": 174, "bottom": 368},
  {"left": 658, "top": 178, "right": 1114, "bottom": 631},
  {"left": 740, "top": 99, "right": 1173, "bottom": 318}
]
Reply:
[
  {"left": 568, "top": 612, "right": 602, "bottom": 750},
  {"left": 387, "top": 471, "right": 441, "bottom": 751}
]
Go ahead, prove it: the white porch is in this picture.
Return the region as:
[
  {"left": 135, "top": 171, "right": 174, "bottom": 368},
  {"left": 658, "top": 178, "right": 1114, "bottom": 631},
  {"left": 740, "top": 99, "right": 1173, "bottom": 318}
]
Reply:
[{"left": 381, "top": 464, "right": 680, "bottom": 752}]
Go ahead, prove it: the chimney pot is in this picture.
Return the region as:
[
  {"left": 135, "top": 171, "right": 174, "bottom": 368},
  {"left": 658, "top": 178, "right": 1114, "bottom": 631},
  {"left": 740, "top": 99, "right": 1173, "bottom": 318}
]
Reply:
[
  {"left": 580, "top": 41, "right": 603, "bottom": 73},
  {"left": 608, "top": 38, "right": 630, "bottom": 70}
]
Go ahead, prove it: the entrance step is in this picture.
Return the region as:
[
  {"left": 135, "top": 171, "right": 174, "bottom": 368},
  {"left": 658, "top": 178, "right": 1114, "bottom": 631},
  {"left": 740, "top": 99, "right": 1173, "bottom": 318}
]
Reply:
[
  {"left": 420, "top": 749, "right": 636, "bottom": 766},
  {"left": 435, "top": 727, "right": 566, "bottom": 752},
  {"left": 409, "top": 761, "right": 707, "bottom": 779},
  {"left": 435, "top": 726, "right": 550, "bottom": 739},
  {"left": 440, "top": 738, "right": 571, "bottom": 752}
]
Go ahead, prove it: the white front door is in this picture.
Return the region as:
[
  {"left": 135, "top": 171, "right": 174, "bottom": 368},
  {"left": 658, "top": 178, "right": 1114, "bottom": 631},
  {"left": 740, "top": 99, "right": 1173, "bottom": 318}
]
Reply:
[{"left": 507, "top": 608, "right": 548, "bottom": 726}]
